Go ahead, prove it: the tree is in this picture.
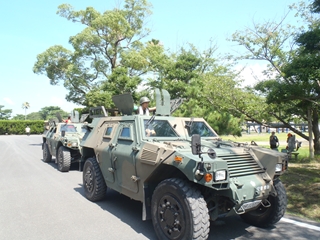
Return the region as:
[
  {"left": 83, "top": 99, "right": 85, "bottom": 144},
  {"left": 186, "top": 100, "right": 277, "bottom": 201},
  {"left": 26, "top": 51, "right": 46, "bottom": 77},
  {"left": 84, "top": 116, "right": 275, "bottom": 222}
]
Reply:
[
  {"left": 12, "top": 114, "right": 25, "bottom": 120},
  {"left": 33, "top": 0, "right": 154, "bottom": 108},
  {"left": 38, "top": 106, "right": 69, "bottom": 120},
  {"left": 147, "top": 44, "right": 245, "bottom": 135},
  {"left": 0, "top": 105, "right": 12, "bottom": 120},
  {"left": 231, "top": 1, "right": 320, "bottom": 153},
  {"left": 26, "top": 112, "right": 43, "bottom": 120},
  {"left": 279, "top": 1, "right": 320, "bottom": 155},
  {"left": 22, "top": 102, "right": 30, "bottom": 120}
]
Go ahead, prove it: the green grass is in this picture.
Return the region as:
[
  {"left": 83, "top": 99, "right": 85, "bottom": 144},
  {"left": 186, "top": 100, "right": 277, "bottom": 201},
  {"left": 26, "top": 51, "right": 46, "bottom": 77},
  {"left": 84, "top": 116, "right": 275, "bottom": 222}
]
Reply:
[
  {"left": 281, "top": 163, "right": 320, "bottom": 222},
  {"left": 222, "top": 132, "right": 305, "bottom": 143}
]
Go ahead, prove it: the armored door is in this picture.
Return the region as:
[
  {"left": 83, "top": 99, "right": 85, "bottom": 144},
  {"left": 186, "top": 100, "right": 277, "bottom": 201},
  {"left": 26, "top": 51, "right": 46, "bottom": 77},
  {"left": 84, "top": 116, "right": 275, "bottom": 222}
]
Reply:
[
  {"left": 96, "top": 122, "right": 118, "bottom": 183},
  {"left": 113, "top": 122, "right": 139, "bottom": 193},
  {"left": 46, "top": 126, "right": 57, "bottom": 156}
]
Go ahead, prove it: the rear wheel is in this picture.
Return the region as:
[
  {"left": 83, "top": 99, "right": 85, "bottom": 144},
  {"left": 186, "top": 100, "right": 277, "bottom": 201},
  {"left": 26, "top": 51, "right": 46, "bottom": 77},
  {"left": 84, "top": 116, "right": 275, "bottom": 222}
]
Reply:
[
  {"left": 57, "top": 146, "right": 71, "bottom": 172},
  {"left": 240, "top": 179, "right": 287, "bottom": 227},
  {"left": 151, "top": 178, "right": 210, "bottom": 240},
  {"left": 42, "top": 143, "right": 52, "bottom": 163},
  {"left": 83, "top": 157, "right": 107, "bottom": 202}
]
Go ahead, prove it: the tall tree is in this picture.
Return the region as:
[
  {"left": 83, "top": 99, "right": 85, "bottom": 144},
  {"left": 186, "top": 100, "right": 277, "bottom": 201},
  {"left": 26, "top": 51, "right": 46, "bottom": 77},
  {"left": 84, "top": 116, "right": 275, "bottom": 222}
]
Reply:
[
  {"left": 148, "top": 44, "right": 245, "bottom": 135},
  {"left": 12, "top": 114, "right": 25, "bottom": 120},
  {"left": 33, "top": 0, "right": 154, "bottom": 108},
  {"left": 0, "top": 105, "right": 12, "bottom": 120},
  {"left": 22, "top": 102, "right": 30, "bottom": 120},
  {"left": 280, "top": 0, "right": 320, "bottom": 154},
  {"left": 26, "top": 112, "right": 43, "bottom": 120},
  {"left": 231, "top": 1, "right": 320, "bottom": 153},
  {"left": 38, "top": 106, "right": 69, "bottom": 120}
]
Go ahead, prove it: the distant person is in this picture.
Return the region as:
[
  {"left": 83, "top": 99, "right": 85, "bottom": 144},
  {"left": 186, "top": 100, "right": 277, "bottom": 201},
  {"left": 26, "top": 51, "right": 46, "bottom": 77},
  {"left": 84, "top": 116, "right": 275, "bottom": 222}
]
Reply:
[
  {"left": 138, "top": 97, "right": 156, "bottom": 116},
  {"left": 269, "top": 131, "right": 279, "bottom": 150},
  {"left": 64, "top": 116, "right": 72, "bottom": 123},
  {"left": 286, "top": 133, "right": 293, "bottom": 150},
  {"left": 25, "top": 126, "right": 30, "bottom": 136}
]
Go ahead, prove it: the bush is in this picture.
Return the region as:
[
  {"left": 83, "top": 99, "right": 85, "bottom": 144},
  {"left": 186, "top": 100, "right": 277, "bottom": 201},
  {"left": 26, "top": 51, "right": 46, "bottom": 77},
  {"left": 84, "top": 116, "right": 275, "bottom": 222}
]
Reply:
[{"left": 0, "top": 120, "right": 45, "bottom": 135}]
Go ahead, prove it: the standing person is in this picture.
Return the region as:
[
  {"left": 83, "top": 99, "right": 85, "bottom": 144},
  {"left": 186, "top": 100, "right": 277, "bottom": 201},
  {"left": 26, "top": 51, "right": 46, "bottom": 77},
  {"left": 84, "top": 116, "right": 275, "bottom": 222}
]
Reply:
[
  {"left": 138, "top": 97, "right": 156, "bottom": 116},
  {"left": 25, "top": 126, "right": 30, "bottom": 136},
  {"left": 286, "top": 133, "right": 293, "bottom": 150},
  {"left": 269, "top": 131, "right": 279, "bottom": 150},
  {"left": 64, "top": 116, "right": 71, "bottom": 123}
]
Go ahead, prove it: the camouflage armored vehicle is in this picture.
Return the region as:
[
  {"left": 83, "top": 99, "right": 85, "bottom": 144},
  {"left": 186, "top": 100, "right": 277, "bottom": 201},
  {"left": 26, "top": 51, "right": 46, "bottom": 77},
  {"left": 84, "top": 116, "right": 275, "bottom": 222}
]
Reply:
[
  {"left": 42, "top": 112, "right": 88, "bottom": 172},
  {"left": 80, "top": 90, "right": 288, "bottom": 240}
]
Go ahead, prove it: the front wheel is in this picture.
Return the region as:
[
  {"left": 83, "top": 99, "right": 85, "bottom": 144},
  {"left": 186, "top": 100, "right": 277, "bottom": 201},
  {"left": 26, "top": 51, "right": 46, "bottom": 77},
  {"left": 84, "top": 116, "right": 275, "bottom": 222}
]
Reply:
[
  {"left": 57, "top": 146, "right": 71, "bottom": 172},
  {"left": 151, "top": 178, "right": 210, "bottom": 240},
  {"left": 240, "top": 179, "right": 287, "bottom": 228},
  {"left": 42, "top": 143, "right": 52, "bottom": 163},
  {"left": 83, "top": 157, "right": 107, "bottom": 202}
]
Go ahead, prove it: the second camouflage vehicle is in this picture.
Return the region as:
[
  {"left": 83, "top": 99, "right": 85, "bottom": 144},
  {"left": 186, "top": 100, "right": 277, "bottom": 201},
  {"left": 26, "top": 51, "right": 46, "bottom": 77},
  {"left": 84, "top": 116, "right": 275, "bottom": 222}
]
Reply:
[
  {"left": 42, "top": 112, "right": 88, "bottom": 172},
  {"left": 80, "top": 90, "right": 288, "bottom": 240}
]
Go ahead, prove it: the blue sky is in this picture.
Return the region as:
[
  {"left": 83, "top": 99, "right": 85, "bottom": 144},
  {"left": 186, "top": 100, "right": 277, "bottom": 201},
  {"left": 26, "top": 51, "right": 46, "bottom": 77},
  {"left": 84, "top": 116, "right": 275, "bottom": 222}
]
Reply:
[{"left": 0, "top": 0, "right": 299, "bottom": 116}]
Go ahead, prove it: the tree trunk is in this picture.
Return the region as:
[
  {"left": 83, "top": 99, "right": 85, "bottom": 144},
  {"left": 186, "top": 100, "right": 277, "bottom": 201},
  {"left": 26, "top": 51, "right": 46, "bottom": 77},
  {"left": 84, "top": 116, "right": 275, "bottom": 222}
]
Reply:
[{"left": 312, "top": 109, "right": 320, "bottom": 155}]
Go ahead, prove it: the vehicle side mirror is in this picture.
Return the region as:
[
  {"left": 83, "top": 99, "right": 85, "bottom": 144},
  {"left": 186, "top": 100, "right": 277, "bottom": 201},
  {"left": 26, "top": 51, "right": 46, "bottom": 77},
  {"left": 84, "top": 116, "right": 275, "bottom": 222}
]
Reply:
[
  {"left": 61, "top": 131, "right": 66, "bottom": 137},
  {"left": 191, "top": 134, "right": 201, "bottom": 155}
]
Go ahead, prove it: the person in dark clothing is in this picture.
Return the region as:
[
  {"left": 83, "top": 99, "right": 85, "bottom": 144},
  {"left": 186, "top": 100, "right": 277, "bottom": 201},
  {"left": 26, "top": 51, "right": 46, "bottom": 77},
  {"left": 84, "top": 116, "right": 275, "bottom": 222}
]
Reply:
[{"left": 269, "top": 131, "right": 279, "bottom": 150}]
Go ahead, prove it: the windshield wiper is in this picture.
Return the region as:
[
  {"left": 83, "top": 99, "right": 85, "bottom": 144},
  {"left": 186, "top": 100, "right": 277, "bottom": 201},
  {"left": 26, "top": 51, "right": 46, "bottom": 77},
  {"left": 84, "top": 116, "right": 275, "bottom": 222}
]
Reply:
[
  {"left": 185, "top": 117, "right": 194, "bottom": 130},
  {"left": 145, "top": 115, "right": 155, "bottom": 127}
]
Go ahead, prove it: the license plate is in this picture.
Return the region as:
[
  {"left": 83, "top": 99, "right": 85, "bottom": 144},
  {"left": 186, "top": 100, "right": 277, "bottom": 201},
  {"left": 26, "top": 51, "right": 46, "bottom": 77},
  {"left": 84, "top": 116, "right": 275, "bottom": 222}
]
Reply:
[{"left": 242, "top": 200, "right": 261, "bottom": 210}]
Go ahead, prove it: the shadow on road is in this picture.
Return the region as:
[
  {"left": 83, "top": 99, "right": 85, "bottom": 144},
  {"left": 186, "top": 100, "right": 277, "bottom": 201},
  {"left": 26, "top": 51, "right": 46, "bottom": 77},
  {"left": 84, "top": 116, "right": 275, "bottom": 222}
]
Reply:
[
  {"left": 29, "top": 143, "right": 43, "bottom": 146},
  {"left": 40, "top": 158, "right": 83, "bottom": 172},
  {"left": 73, "top": 185, "right": 251, "bottom": 240}
]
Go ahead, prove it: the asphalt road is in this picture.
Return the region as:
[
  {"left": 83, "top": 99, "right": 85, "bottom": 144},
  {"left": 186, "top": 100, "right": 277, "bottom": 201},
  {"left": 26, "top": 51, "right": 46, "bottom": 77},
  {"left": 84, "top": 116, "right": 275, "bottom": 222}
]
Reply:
[{"left": 0, "top": 135, "right": 319, "bottom": 240}]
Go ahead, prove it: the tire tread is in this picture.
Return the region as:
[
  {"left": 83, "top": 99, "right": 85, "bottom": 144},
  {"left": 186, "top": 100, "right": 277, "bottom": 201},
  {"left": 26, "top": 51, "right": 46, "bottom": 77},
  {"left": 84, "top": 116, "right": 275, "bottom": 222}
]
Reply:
[{"left": 152, "top": 178, "right": 209, "bottom": 240}]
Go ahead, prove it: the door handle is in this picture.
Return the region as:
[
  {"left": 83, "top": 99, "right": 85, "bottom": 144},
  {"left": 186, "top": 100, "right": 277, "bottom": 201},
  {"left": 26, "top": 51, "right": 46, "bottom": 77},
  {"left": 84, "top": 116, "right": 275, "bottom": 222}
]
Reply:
[{"left": 112, "top": 156, "right": 117, "bottom": 170}]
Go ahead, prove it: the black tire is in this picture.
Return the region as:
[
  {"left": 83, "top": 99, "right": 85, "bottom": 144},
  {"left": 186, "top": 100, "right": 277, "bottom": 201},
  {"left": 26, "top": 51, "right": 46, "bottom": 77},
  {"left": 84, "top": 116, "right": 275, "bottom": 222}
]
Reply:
[
  {"left": 57, "top": 146, "right": 71, "bottom": 172},
  {"left": 240, "top": 179, "right": 287, "bottom": 228},
  {"left": 151, "top": 178, "right": 210, "bottom": 240},
  {"left": 83, "top": 157, "right": 107, "bottom": 202},
  {"left": 42, "top": 143, "right": 52, "bottom": 163}
]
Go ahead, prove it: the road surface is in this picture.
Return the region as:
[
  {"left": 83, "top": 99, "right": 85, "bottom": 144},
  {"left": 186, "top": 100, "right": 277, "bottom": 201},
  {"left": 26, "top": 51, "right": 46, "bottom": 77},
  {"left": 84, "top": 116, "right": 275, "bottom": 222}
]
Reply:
[{"left": 0, "top": 135, "right": 319, "bottom": 240}]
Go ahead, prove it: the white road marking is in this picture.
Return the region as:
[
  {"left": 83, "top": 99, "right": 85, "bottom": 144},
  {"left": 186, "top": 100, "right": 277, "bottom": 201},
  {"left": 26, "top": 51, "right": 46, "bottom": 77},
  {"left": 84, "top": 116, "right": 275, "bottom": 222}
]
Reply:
[{"left": 281, "top": 217, "right": 320, "bottom": 232}]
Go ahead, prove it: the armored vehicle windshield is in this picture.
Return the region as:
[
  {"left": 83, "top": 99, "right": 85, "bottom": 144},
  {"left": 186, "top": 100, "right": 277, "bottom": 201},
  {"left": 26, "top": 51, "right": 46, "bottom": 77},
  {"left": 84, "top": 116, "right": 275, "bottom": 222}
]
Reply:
[
  {"left": 185, "top": 120, "right": 217, "bottom": 137},
  {"left": 60, "top": 124, "right": 77, "bottom": 133},
  {"left": 143, "top": 119, "right": 178, "bottom": 137}
]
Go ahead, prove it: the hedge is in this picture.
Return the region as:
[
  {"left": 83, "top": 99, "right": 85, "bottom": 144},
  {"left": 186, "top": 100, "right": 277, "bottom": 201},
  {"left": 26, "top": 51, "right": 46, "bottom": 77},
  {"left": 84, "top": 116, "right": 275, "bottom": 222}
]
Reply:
[{"left": 0, "top": 120, "right": 45, "bottom": 135}]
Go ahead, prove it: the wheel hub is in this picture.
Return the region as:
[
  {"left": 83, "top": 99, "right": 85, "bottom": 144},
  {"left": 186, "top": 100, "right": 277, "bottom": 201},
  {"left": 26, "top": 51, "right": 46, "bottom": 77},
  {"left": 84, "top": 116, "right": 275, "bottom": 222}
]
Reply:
[
  {"left": 84, "top": 169, "right": 93, "bottom": 192},
  {"left": 157, "top": 195, "right": 183, "bottom": 238}
]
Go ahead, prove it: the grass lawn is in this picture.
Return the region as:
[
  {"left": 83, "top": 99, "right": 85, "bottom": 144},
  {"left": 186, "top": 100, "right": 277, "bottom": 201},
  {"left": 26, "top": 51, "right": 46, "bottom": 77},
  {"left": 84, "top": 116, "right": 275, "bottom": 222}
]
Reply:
[
  {"left": 221, "top": 133, "right": 320, "bottom": 222},
  {"left": 222, "top": 132, "right": 306, "bottom": 143},
  {"left": 281, "top": 163, "right": 320, "bottom": 222}
]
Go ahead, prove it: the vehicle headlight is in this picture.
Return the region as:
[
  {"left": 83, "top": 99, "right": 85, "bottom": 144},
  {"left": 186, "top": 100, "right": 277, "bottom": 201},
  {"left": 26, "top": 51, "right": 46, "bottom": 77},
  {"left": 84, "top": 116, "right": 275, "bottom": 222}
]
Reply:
[
  {"left": 275, "top": 163, "right": 282, "bottom": 173},
  {"left": 67, "top": 142, "right": 78, "bottom": 147},
  {"left": 215, "top": 170, "right": 226, "bottom": 181}
]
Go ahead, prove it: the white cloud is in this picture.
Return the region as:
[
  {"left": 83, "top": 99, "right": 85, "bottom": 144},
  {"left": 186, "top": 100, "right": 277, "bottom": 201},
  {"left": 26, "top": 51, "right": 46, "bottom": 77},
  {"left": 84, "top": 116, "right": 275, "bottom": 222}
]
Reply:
[
  {"left": 235, "top": 63, "right": 268, "bottom": 87},
  {"left": 3, "top": 97, "right": 14, "bottom": 105}
]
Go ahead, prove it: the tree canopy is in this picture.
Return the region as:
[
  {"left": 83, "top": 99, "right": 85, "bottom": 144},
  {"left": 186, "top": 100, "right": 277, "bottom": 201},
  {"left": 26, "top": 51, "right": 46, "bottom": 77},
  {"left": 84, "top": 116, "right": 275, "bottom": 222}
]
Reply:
[
  {"left": 33, "top": 0, "right": 154, "bottom": 107},
  {"left": 12, "top": 106, "right": 69, "bottom": 121},
  {"left": 33, "top": 1, "right": 246, "bottom": 135},
  {"left": 231, "top": 0, "right": 320, "bottom": 153},
  {"left": 0, "top": 105, "right": 12, "bottom": 120}
]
